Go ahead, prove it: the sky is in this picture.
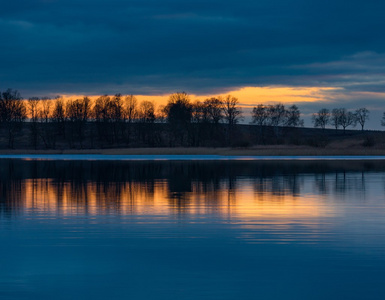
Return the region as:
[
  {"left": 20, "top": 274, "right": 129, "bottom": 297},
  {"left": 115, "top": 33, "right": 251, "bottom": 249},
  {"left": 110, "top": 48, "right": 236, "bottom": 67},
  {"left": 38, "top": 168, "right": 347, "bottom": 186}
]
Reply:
[{"left": 1, "top": 0, "right": 385, "bottom": 128}]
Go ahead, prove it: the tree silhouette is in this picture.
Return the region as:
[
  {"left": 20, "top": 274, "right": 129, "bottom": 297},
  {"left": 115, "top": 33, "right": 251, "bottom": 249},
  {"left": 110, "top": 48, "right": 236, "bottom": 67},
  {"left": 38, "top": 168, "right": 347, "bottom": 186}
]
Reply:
[
  {"left": 252, "top": 104, "right": 268, "bottom": 127},
  {"left": 338, "top": 108, "right": 356, "bottom": 133},
  {"left": 285, "top": 105, "right": 303, "bottom": 127},
  {"left": 51, "top": 98, "right": 67, "bottom": 137},
  {"left": 0, "top": 89, "right": 26, "bottom": 148},
  {"left": 66, "top": 97, "right": 91, "bottom": 148},
  {"left": 222, "top": 95, "right": 242, "bottom": 145},
  {"left": 27, "top": 97, "right": 40, "bottom": 149},
  {"left": 331, "top": 108, "right": 342, "bottom": 130},
  {"left": 164, "top": 93, "right": 192, "bottom": 146},
  {"left": 355, "top": 108, "right": 369, "bottom": 131},
  {"left": 312, "top": 108, "right": 330, "bottom": 130},
  {"left": 93, "top": 95, "right": 113, "bottom": 144},
  {"left": 203, "top": 97, "right": 223, "bottom": 124},
  {"left": 125, "top": 95, "right": 138, "bottom": 144},
  {"left": 138, "top": 101, "right": 156, "bottom": 145},
  {"left": 223, "top": 95, "right": 242, "bottom": 126},
  {"left": 266, "top": 103, "right": 286, "bottom": 139}
]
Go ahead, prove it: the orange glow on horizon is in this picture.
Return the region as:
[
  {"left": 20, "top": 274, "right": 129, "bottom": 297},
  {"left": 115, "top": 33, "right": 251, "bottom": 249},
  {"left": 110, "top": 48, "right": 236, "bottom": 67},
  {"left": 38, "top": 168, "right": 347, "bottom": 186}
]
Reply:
[
  {"left": 55, "top": 86, "right": 340, "bottom": 108},
  {"left": 22, "top": 86, "right": 340, "bottom": 118},
  {"left": 216, "top": 86, "right": 339, "bottom": 106}
]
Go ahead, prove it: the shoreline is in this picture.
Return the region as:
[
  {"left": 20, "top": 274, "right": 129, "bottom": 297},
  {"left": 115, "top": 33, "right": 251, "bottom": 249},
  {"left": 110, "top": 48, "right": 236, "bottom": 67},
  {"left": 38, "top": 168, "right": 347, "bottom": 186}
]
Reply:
[
  {"left": 0, "top": 146, "right": 385, "bottom": 160},
  {"left": 1, "top": 154, "right": 385, "bottom": 161},
  {"left": 0, "top": 146, "right": 385, "bottom": 157}
]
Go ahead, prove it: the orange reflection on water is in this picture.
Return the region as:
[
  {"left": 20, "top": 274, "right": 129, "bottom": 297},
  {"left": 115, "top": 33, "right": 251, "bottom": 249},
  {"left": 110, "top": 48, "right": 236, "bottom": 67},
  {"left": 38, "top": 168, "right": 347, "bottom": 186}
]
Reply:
[{"left": 18, "top": 178, "right": 335, "bottom": 222}]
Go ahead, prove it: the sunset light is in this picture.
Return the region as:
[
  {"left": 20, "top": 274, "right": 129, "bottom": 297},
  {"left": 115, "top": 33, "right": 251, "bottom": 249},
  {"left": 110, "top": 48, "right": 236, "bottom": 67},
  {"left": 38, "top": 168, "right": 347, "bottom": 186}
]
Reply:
[{"left": 2, "top": 1, "right": 385, "bottom": 299}]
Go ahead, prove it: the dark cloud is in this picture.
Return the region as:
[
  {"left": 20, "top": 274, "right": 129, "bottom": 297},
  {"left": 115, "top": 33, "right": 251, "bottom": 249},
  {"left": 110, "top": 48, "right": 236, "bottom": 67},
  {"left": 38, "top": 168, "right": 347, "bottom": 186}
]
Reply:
[{"left": 1, "top": 0, "right": 385, "bottom": 97}]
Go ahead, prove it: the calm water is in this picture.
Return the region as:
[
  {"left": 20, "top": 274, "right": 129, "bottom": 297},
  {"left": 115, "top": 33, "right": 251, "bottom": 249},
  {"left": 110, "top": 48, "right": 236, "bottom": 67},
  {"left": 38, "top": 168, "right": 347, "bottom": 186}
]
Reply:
[{"left": 1, "top": 159, "right": 385, "bottom": 299}]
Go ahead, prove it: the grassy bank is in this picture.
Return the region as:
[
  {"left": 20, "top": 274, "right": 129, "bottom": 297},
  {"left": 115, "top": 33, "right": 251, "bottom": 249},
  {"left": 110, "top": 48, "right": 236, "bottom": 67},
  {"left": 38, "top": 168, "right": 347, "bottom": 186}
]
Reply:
[
  {"left": 1, "top": 145, "right": 385, "bottom": 156},
  {"left": 0, "top": 127, "right": 384, "bottom": 156}
]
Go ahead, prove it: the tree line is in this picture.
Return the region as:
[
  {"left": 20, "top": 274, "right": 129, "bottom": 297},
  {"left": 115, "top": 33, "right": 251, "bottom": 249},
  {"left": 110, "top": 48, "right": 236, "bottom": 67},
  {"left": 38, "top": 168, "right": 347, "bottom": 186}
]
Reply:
[
  {"left": 0, "top": 88, "right": 377, "bottom": 149},
  {"left": 311, "top": 107, "right": 370, "bottom": 132},
  {"left": 0, "top": 89, "right": 246, "bottom": 148}
]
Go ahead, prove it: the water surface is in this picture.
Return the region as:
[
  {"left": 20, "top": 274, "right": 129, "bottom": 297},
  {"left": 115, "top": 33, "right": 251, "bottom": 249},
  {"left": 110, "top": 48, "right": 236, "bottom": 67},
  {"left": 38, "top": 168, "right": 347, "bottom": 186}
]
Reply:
[{"left": 1, "top": 160, "right": 385, "bottom": 299}]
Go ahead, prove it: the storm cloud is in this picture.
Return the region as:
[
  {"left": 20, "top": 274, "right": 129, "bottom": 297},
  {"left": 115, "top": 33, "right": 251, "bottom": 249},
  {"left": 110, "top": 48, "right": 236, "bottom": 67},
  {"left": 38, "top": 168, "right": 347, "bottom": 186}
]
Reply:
[{"left": 1, "top": 0, "right": 385, "bottom": 97}]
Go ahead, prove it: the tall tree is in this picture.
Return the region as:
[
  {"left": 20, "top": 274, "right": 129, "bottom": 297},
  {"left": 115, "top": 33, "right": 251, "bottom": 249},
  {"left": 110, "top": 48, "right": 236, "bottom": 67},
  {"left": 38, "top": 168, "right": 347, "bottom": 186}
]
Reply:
[
  {"left": 251, "top": 104, "right": 268, "bottom": 127},
  {"left": 66, "top": 97, "right": 91, "bottom": 148},
  {"left": 203, "top": 97, "right": 224, "bottom": 124},
  {"left": 222, "top": 95, "right": 242, "bottom": 126},
  {"left": 338, "top": 108, "right": 356, "bottom": 133},
  {"left": 93, "top": 95, "right": 113, "bottom": 144},
  {"left": 312, "top": 108, "right": 330, "bottom": 129},
  {"left": 40, "top": 98, "right": 51, "bottom": 123},
  {"left": 164, "top": 93, "right": 192, "bottom": 146},
  {"left": 265, "top": 103, "right": 286, "bottom": 140},
  {"left": 124, "top": 94, "right": 138, "bottom": 144},
  {"left": 251, "top": 104, "right": 268, "bottom": 144},
  {"left": 27, "top": 97, "right": 40, "bottom": 149},
  {"left": 138, "top": 101, "right": 156, "bottom": 145},
  {"left": 138, "top": 101, "right": 156, "bottom": 123},
  {"left": 125, "top": 95, "right": 137, "bottom": 124},
  {"left": 52, "top": 98, "right": 67, "bottom": 136},
  {"left": 331, "top": 108, "right": 342, "bottom": 130},
  {"left": 266, "top": 104, "right": 286, "bottom": 127},
  {"left": 285, "top": 105, "right": 304, "bottom": 127},
  {"left": 0, "top": 89, "right": 26, "bottom": 148},
  {"left": 110, "top": 94, "right": 125, "bottom": 142},
  {"left": 354, "top": 108, "right": 369, "bottom": 131},
  {"left": 222, "top": 95, "right": 242, "bottom": 145},
  {"left": 165, "top": 93, "right": 192, "bottom": 125}
]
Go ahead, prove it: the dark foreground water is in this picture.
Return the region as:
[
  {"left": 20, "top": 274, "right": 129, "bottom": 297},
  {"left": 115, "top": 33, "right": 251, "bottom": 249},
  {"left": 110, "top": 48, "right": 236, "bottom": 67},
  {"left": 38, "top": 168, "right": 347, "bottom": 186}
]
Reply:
[{"left": 1, "top": 159, "right": 385, "bottom": 300}]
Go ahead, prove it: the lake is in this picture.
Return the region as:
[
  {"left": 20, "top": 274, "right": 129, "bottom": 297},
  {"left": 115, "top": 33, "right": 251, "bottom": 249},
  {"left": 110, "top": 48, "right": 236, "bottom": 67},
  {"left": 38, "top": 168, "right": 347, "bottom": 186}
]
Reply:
[{"left": 1, "top": 159, "right": 385, "bottom": 299}]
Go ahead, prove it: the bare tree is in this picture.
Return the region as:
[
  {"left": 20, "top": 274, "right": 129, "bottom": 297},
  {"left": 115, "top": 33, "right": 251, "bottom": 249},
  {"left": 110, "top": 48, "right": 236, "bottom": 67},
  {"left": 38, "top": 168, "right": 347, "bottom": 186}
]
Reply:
[
  {"left": 266, "top": 104, "right": 286, "bottom": 127},
  {"left": 138, "top": 100, "right": 156, "bottom": 145},
  {"left": 52, "top": 98, "right": 67, "bottom": 136},
  {"left": 251, "top": 104, "right": 268, "bottom": 126},
  {"left": 168, "top": 92, "right": 190, "bottom": 104},
  {"left": 221, "top": 95, "right": 242, "bottom": 145},
  {"left": 222, "top": 95, "right": 242, "bottom": 126},
  {"left": 66, "top": 97, "right": 91, "bottom": 148},
  {"left": 156, "top": 105, "right": 166, "bottom": 123},
  {"left": 338, "top": 108, "right": 356, "bottom": 133},
  {"left": 93, "top": 95, "right": 113, "bottom": 144},
  {"left": 111, "top": 94, "right": 125, "bottom": 122},
  {"left": 27, "top": 97, "right": 40, "bottom": 149},
  {"left": 331, "top": 108, "right": 342, "bottom": 130},
  {"left": 164, "top": 93, "right": 192, "bottom": 146},
  {"left": 138, "top": 101, "right": 156, "bottom": 123},
  {"left": 355, "top": 108, "right": 369, "bottom": 131},
  {"left": 251, "top": 104, "right": 269, "bottom": 143},
  {"left": 285, "top": 105, "right": 304, "bottom": 127},
  {"left": 164, "top": 93, "right": 192, "bottom": 123},
  {"left": 125, "top": 95, "right": 138, "bottom": 124},
  {"left": 110, "top": 94, "right": 125, "bottom": 142},
  {"left": 124, "top": 95, "right": 138, "bottom": 144},
  {"left": 39, "top": 98, "right": 56, "bottom": 148},
  {"left": 312, "top": 108, "right": 330, "bottom": 129},
  {"left": 266, "top": 103, "right": 286, "bottom": 140},
  {"left": 0, "top": 89, "right": 27, "bottom": 148},
  {"left": 40, "top": 99, "right": 51, "bottom": 123},
  {"left": 203, "top": 97, "right": 224, "bottom": 124}
]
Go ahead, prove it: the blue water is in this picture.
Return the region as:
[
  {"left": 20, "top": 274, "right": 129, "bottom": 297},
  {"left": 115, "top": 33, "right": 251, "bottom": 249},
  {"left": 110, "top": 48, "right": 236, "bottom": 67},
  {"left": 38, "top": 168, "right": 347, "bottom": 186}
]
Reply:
[{"left": 1, "top": 160, "right": 385, "bottom": 299}]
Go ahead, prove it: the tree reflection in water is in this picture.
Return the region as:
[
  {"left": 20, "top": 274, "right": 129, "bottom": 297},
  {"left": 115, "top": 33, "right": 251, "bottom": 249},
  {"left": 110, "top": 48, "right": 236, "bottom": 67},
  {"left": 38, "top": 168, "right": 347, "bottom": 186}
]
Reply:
[{"left": 0, "top": 159, "right": 384, "bottom": 218}]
